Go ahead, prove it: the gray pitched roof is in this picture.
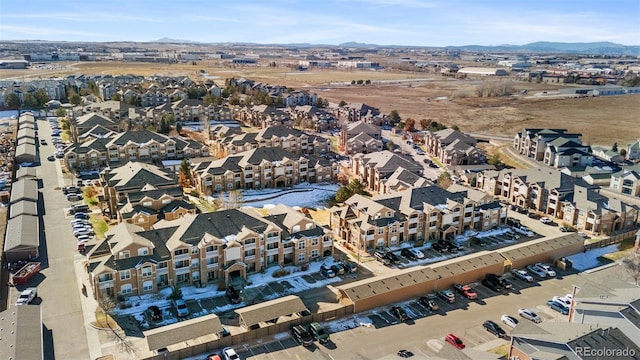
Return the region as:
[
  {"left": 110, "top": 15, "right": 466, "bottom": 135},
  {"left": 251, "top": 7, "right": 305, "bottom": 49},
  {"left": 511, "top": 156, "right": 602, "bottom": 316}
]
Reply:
[
  {"left": 107, "top": 129, "right": 171, "bottom": 147},
  {"left": 235, "top": 295, "right": 307, "bottom": 328},
  {"left": 4, "top": 214, "right": 39, "bottom": 251},
  {"left": 144, "top": 313, "right": 222, "bottom": 351},
  {"left": 0, "top": 305, "right": 43, "bottom": 360},
  {"left": 175, "top": 210, "right": 271, "bottom": 245},
  {"left": 103, "top": 162, "right": 176, "bottom": 191},
  {"left": 9, "top": 199, "right": 38, "bottom": 218},
  {"left": 10, "top": 178, "right": 38, "bottom": 203}
]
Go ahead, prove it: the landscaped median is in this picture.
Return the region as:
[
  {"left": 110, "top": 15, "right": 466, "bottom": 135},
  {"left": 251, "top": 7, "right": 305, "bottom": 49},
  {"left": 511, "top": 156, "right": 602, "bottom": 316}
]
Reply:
[{"left": 90, "top": 215, "right": 109, "bottom": 239}]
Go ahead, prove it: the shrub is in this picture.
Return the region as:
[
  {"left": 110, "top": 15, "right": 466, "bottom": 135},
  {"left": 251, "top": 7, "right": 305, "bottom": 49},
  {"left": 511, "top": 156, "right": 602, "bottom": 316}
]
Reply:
[{"left": 272, "top": 268, "right": 291, "bottom": 278}]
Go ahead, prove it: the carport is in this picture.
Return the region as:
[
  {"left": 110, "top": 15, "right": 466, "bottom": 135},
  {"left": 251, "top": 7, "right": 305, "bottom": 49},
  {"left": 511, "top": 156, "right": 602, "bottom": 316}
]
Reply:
[
  {"left": 235, "top": 295, "right": 308, "bottom": 329},
  {"left": 14, "top": 143, "right": 37, "bottom": 164},
  {"left": 9, "top": 200, "right": 38, "bottom": 219},
  {"left": 499, "top": 233, "right": 584, "bottom": 269},
  {"left": 337, "top": 252, "right": 507, "bottom": 312},
  {"left": 4, "top": 214, "right": 39, "bottom": 262},
  {"left": 143, "top": 313, "right": 223, "bottom": 351},
  {"left": 10, "top": 179, "right": 38, "bottom": 204},
  {"left": 15, "top": 167, "right": 38, "bottom": 180}
]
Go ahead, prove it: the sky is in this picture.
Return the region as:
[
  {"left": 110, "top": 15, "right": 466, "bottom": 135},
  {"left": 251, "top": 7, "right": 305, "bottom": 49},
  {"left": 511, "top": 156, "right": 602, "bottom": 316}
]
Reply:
[{"left": 0, "top": 0, "right": 639, "bottom": 46}]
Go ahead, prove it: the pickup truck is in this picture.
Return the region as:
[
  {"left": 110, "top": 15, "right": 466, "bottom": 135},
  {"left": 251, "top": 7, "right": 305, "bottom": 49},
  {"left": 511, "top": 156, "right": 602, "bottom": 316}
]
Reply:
[
  {"left": 453, "top": 284, "right": 478, "bottom": 300},
  {"left": 16, "top": 287, "right": 37, "bottom": 305}
]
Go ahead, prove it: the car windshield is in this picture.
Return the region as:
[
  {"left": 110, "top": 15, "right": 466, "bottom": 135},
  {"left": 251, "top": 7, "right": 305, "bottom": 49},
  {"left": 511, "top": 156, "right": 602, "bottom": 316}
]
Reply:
[
  {"left": 19, "top": 294, "right": 29, "bottom": 299},
  {"left": 454, "top": 338, "right": 462, "bottom": 344},
  {"left": 178, "top": 304, "right": 187, "bottom": 309}
]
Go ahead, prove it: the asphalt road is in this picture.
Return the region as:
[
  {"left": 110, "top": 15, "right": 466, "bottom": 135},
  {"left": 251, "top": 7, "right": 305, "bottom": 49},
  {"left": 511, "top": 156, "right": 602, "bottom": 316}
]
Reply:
[
  {"left": 8, "top": 117, "right": 91, "bottom": 359},
  {"left": 234, "top": 265, "right": 622, "bottom": 360},
  {"left": 381, "top": 129, "right": 442, "bottom": 181}
]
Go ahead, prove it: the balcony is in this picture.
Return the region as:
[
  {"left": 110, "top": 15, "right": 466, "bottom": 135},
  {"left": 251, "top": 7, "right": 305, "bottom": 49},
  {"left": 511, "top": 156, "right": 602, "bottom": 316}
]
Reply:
[
  {"left": 98, "top": 280, "right": 114, "bottom": 289},
  {"left": 245, "top": 255, "right": 256, "bottom": 261},
  {"left": 157, "top": 267, "right": 169, "bottom": 275},
  {"left": 366, "top": 234, "right": 374, "bottom": 241},
  {"left": 323, "top": 240, "right": 333, "bottom": 247},
  {"left": 266, "top": 236, "right": 280, "bottom": 243},
  {"left": 283, "top": 247, "right": 294, "bottom": 254},
  {"left": 175, "top": 267, "right": 190, "bottom": 276},
  {"left": 206, "top": 262, "right": 219, "bottom": 269},
  {"left": 244, "top": 243, "right": 256, "bottom": 251},
  {"left": 174, "top": 253, "right": 190, "bottom": 261},
  {"left": 267, "top": 248, "right": 279, "bottom": 256},
  {"left": 205, "top": 250, "right": 218, "bottom": 257}
]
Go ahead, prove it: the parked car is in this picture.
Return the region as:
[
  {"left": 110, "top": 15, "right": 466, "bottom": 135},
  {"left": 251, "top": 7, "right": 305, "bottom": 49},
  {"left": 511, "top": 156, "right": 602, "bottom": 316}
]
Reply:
[
  {"left": 74, "top": 213, "right": 90, "bottom": 220},
  {"left": 526, "top": 264, "right": 548, "bottom": 278},
  {"left": 374, "top": 251, "right": 391, "bottom": 265},
  {"left": 40, "top": 139, "right": 47, "bottom": 145},
  {"left": 444, "top": 333, "right": 465, "bottom": 349},
  {"left": 518, "top": 308, "right": 542, "bottom": 323},
  {"left": 16, "top": 287, "right": 37, "bottom": 305},
  {"left": 527, "top": 212, "right": 540, "bottom": 219},
  {"left": 320, "top": 264, "right": 336, "bottom": 278},
  {"left": 67, "top": 193, "right": 83, "bottom": 201},
  {"left": 552, "top": 296, "right": 571, "bottom": 307},
  {"left": 226, "top": 286, "right": 241, "bottom": 304},
  {"left": 146, "top": 305, "right": 163, "bottom": 321},
  {"left": 500, "top": 314, "right": 519, "bottom": 328},
  {"left": 437, "top": 289, "right": 456, "bottom": 303},
  {"left": 47, "top": 155, "right": 55, "bottom": 161},
  {"left": 62, "top": 186, "right": 80, "bottom": 195},
  {"left": 221, "top": 347, "right": 239, "bottom": 360},
  {"left": 418, "top": 296, "right": 439, "bottom": 311},
  {"left": 516, "top": 207, "right": 529, "bottom": 214},
  {"left": 486, "top": 273, "right": 512, "bottom": 289},
  {"left": 559, "top": 226, "right": 574, "bottom": 232},
  {"left": 540, "top": 217, "right": 553, "bottom": 224},
  {"left": 431, "top": 242, "right": 445, "bottom": 253},
  {"left": 401, "top": 248, "right": 417, "bottom": 260},
  {"left": 308, "top": 322, "right": 330, "bottom": 344},
  {"left": 407, "top": 248, "right": 424, "bottom": 259},
  {"left": 330, "top": 263, "right": 345, "bottom": 275},
  {"left": 481, "top": 278, "right": 503, "bottom": 292},
  {"left": 534, "top": 263, "right": 556, "bottom": 277},
  {"left": 391, "top": 306, "right": 409, "bottom": 322},
  {"left": 483, "top": 320, "right": 506, "bottom": 338},
  {"left": 512, "top": 269, "right": 534, "bottom": 282},
  {"left": 292, "top": 325, "right": 314, "bottom": 346},
  {"left": 172, "top": 299, "right": 189, "bottom": 317},
  {"left": 341, "top": 261, "right": 358, "bottom": 273},
  {"left": 547, "top": 300, "right": 569, "bottom": 315},
  {"left": 469, "top": 236, "right": 485, "bottom": 247},
  {"left": 397, "top": 349, "right": 414, "bottom": 358},
  {"left": 453, "top": 284, "right": 478, "bottom": 300},
  {"left": 384, "top": 251, "right": 400, "bottom": 265}
]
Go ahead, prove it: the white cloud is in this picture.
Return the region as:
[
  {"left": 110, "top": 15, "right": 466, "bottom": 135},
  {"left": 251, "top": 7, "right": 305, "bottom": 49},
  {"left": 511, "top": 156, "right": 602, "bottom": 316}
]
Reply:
[{"left": 0, "top": 25, "right": 111, "bottom": 39}]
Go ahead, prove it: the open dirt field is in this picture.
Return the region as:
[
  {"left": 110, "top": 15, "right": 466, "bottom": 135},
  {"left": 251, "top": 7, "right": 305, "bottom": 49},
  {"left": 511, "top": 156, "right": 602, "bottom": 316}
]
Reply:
[{"left": 2, "top": 61, "right": 638, "bottom": 145}]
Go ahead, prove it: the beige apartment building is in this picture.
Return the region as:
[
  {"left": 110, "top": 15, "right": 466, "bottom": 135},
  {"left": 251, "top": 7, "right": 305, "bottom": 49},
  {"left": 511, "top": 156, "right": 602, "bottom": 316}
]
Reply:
[
  {"left": 330, "top": 186, "right": 506, "bottom": 251},
  {"left": 350, "top": 150, "right": 425, "bottom": 194},
  {"left": 88, "top": 206, "right": 333, "bottom": 299}
]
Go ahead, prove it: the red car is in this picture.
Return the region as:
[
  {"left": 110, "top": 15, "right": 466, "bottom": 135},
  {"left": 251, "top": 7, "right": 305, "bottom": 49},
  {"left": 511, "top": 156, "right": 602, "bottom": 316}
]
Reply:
[{"left": 445, "top": 333, "right": 465, "bottom": 349}]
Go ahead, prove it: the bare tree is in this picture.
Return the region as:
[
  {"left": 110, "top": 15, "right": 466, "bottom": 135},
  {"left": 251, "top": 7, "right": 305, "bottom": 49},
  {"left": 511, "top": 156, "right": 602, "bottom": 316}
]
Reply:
[
  {"left": 620, "top": 252, "right": 640, "bottom": 285},
  {"left": 96, "top": 294, "right": 137, "bottom": 354}
]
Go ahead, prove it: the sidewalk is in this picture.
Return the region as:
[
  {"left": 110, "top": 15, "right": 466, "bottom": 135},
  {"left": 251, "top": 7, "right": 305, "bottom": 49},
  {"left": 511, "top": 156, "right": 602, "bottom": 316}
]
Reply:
[{"left": 74, "top": 255, "right": 105, "bottom": 360}]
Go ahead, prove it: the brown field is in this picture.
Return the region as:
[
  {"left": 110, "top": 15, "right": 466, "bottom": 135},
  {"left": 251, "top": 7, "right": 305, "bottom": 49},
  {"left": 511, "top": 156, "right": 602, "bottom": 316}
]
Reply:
[{"left": 2, "top": 61, "right": 638, "bottom": 145}]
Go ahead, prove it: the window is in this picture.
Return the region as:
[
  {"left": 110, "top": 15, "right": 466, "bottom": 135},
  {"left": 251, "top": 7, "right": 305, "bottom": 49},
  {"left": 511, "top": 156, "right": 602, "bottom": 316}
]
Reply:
[
  {"left": 120, "top": 270, "right": 131, "bottom": 281},
  {"left": 245, "top": 249, "right": 256, "bottom": 257},
  {"left": 142, "top": 266, "right": 152, "bottom": 277},
  {"left": 120, "top": 284, "right": 132, "bottom": 295},
  {"left": 311, "top": 238, "right": 319, "bottom": 246},
  {"left": 190, "top": 246, "right": 199, "bottom": 255},
  {"left": 143, "top": 281, "right": 153, "bottom": 291},
  {"left": 143, "top": 201, "right": 152, "bottom": 207},
  {"left": 298, "top": 240, "right": 306, "bottom": 250},
  {"left": 119, "top": 251, "right": 130, "bottom": 259},
  {"left": 174, "top": 248, "right": 188, "bottom": 256},
  {"left": 138, "top": 248, "right": 148, "bottom": 256},
  {"left": 311, "top": 249, "right": 319, "bottom": 258},
  {"left": 158, "top": 261, "right": 168, "bottom": 269},
  {"left": 298, "top": 253, "right": 305, "bottom": 262},
  {"left": 378, "top": 227, "right": 384, "bottom": 235}
]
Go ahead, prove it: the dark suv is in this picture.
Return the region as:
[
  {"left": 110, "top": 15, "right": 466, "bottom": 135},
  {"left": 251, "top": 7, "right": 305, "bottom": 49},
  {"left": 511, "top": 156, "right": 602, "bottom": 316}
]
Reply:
[
  {"left": 391, "top": 306, "right": 409, "bottom": 322},
  {"left": 384, "top": 251, "right": 400, "bottom": 265},
  {"left": 486, "top": 274, "right": 512, "bottom": 289},
  {"left": 226, "top": 286, "right": 241, "bottom": 304},
  {"left": 292, "top": 325, "right": 314, "bottom": 346}
]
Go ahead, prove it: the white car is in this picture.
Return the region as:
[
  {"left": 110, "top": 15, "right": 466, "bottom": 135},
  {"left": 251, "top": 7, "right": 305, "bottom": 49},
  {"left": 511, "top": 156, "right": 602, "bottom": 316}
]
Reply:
[
  {"left": 16, "top": 287, "right": 37, "bottom": 305},
  {"left": 77, "top": 235, "right": 92, "bottom": 242},
  {"left": 409, "top": 248, "right": 425, "bottom": 259},
  {"left": 500, "top": 314, "right": 519, "bottom": 328},
  {"left": 540, "top": 217, "right": 553, "bottom": 224},
  {"left": 518, "top": 308, "right": 542, "bottom": 323},
  {"left": 512, "top": 269, "right": 534, "bottom": 282},
  {"left": 526, "top": 264, "right": 547, "bottom": 278},
  {"left": 553, "top": 295, "right": 571, "bottom": 307},
  {"left": 534, "top": 263, "right": 556, "bottom": 277},
  {"left": 222, "top": 347, "right": 240, "bottom": 360}
]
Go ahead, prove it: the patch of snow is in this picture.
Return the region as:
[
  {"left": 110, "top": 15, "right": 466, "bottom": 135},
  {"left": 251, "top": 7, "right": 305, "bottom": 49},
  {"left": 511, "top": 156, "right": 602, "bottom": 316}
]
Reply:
[
  {"left": 566, "top": 244, "right": 618, "bottom": 271},
  {"left": 273, "top": 332, "right": 290, "bottom": 340}
]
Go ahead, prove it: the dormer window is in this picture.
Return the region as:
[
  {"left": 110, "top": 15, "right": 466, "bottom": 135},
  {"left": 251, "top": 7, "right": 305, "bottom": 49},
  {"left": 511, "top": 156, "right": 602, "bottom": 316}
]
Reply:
[
  {"left": 119, "top": 251, "right": 130, "bottom": 259},
  {"left": 138, "top": 248, "right": 149, "bottom": 256}
]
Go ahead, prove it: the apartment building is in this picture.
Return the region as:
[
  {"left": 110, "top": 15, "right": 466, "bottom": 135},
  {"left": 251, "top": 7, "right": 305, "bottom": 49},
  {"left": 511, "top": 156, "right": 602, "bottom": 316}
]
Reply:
[
  {"left": 236, "top": 105, "right": 293, "bottom": 128},
  {"left": 340, "top": 121, "right": 382, "bottom": 154},
  {"left": 88, "top": 206, "right": 333, "bottom": 299},
  {"left": 99, "top": 162, "right": 179, "bottom": 218},
  {"left": 424, "top": 128, "right": 486, "bottom": 166},
  {"left": 350, "top": 150, "right": 424, "bottom": 194},
  {"left": 192, "top": 147, "right": 338, "bottom": 195},
  {"left": 513, "top": 128, "right": 583, "bottom": 161},
  {"left": 609, "top": 167, "right": 640, "bottom": 196},
  {"left": 475, "top": 168, "right": 638, "bottom": 234},
  {"left": 543, "top": 137, "right": 593, "bottom": 168},
  {"left": 64, "top": 129, "right": 209, "bottom": 171},
  {"left": 71, "top": 112, "right": 122, "bottom": 141},
  {"left": 119, "top": 186, "right": 196, "bottom": 230},
  {"left": 212, "top": 125, "right": 329, "bottom": 157},
  {"left": 330, "top": 186, "right": 506, "bottom": 250}
]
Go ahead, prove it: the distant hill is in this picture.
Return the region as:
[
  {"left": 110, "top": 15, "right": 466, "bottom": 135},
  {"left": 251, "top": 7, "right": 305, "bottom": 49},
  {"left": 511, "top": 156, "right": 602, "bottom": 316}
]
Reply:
[
  {"left": 446, "top": 41, "right": 640, "bottom": 55},
  {"left": 152, "top": 37, "right": 196, "bottom": 44}
]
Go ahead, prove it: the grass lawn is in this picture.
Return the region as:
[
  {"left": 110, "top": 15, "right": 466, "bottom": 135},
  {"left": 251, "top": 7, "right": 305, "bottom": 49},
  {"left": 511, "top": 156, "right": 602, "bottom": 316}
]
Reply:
[
  {"left": 90, "top": 215, "right": 110, "bottom": 239},
  {"left": 92, "top": 309, "right": 119, "bottom": 330},
  {"left": 488, "top": 343, "right": 510, "bottom": 358}
]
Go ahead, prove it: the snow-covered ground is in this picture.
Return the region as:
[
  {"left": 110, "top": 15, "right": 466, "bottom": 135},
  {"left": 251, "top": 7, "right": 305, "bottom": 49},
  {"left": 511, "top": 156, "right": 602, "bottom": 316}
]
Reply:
[
  {"left": 114, "top": 260, "right": 343, "bottom": 325},
  {"left": 210, "top": 182, "right": 339, "bottom": 209},
  {"left": 566, "top": 244, "right": 618, "bottom": 271}
]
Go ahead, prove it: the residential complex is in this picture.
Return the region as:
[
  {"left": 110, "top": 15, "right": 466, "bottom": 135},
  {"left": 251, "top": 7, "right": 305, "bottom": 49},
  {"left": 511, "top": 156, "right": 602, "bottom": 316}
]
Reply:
[{"left": 424, "top": 128, "right": 486, "bottom": 166}]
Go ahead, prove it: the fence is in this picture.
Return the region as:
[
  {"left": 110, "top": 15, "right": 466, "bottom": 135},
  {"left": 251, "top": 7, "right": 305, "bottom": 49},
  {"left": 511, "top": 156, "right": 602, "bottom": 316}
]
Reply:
[
  {"left": 583, "top": 229, "right": 637, "bottom": 251},
  {"left": 141, "top": 305, "right": 354, "bottom": 360}
]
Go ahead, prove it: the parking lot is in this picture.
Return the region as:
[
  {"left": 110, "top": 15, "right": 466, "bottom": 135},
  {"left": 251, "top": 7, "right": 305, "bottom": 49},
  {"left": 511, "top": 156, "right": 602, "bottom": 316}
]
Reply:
[{"left": 232, "top": 263, "right": 599, "bottom": 360}]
